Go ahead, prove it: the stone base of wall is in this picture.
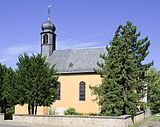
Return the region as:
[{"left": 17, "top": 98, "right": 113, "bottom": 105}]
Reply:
[
  {"left": 0, "top": 113, "right": 4, "bottom": 121},
  {"left": 13, "top": 111, "right": 144, "bottom": 127}
]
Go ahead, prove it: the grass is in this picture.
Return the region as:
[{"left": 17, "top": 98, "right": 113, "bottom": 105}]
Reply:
[
  {"left": 128, "top": 122, "right": 143, "bottom": 127},
  {"left": 129, "top": 113, "right": 160, "bottom": 127},
  {"left": 150, "top": 113, "right": 160, "bottom": 121}
]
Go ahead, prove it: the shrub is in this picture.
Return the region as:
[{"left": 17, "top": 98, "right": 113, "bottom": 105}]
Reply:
[{"left": 64, "top": 108, "right": 78, "bottom": 115}]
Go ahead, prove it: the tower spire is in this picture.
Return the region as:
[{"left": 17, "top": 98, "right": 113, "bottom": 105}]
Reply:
[
  {"left": 48, "top": 4, "right": 52, "bottom": 21},
  {"left": 41, "top": 3, "right": 56, "bottom": 57}
]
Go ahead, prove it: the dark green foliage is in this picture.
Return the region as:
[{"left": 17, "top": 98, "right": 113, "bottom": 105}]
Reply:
[
  {"left": 5, "top": 106, "right": 14, "bottom": 119},
  {"left": 0, "top": 64, "right": 5, "bottom": 110},
  {"left": 146, "top": 67, "right": 160, "bottom": 114},
  {"left": 16, "top": 53, "right": 59, "bottom": 115},
  {"left": 91, "top": 21, "right": 152, "bottom": 116},
  {"left": 0, "top": 63, "right": 16, "bottom": 118}
]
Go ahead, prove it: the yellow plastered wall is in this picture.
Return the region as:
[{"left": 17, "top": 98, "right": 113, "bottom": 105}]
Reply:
[
  {"left": 15, "top": 104, "right": 48, "bottom": 115},
  {"left": 15, "top": 104, "right": 28, "bottom": 114},
  {"left": 52, "top": 73, "right": 101, "bottom": 113},
  {"left": 15, "top": 73, "right": 102, "bottom": 115}
]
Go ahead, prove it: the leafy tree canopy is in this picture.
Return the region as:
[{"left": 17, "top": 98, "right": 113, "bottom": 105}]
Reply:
[
  {"left": 91, "top": 21, "right": 152, "bottom": 116},
  {"left": 16, "top": 53, "right": 59, "bottom": 115},
  {"left": 0, "top": 63, "right": 16, "bottom": 115},
  {"left": 146, "top": 67, "right": 160, "bottom": 114}
]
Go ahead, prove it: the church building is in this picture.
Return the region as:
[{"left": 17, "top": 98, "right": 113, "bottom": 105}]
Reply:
[{"left": 15, "top": 7, "right": 107, "bottom": 115}]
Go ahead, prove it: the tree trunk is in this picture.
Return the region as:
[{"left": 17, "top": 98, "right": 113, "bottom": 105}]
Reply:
[
  {"left": 31, "top": 103, "right": 34, "bottom": 115},
  {"left": 35, "top": 104, "right": 37, "bottom": 115},
  {"left": 28, "top": 104, "right": 31, "bottom": 115}
]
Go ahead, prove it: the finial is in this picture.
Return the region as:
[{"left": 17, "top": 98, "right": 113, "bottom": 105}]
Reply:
[{"left": 48, "top": 4, "right": 52, "bottom": 21}]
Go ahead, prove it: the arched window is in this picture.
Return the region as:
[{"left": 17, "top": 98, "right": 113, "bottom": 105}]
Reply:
[
  {"left": 56, "top": 82, "right": 61, "bottom": 100},
  {"left": 43, "top": 34, "right": 48, "bottom": 44},
  {"left": 79, "top": 81, "right": 86, "bottom": 101}
]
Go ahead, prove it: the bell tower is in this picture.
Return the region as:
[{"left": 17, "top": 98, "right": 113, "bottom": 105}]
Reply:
[{"left": 41, "top": 4, "right": 56, "bottom": 57}]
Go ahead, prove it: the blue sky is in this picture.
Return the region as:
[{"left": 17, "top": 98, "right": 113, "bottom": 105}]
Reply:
[{"left": 0, "top": 0, "right": 159, "bottom": 69}]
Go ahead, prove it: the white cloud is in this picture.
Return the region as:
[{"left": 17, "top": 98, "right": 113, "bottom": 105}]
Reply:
[
  {"left": 57, "top": 38, "right": 106, "bottom": 49},
  {"left": 5, "top": 44, "right": 39, "bottom": 55},
  {"left": 0, "top": 43, "right": 39, "bottom": 68},
  {"left": 57, "top": 32, "right": 107, "bottom": 49},
  {"left": 0, "top": 58, "right": 10, "bottom": 63}
]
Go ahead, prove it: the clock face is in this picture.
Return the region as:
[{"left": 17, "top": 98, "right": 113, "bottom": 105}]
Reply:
[{"left": 43, "top": 34, "right": 48, "bottom": 44}]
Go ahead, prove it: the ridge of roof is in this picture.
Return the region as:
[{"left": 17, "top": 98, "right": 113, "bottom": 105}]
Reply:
[{"left": 55, "top": 46, "right": 106, "bottom": 52}]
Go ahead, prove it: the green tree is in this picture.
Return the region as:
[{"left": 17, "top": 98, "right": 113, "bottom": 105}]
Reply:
[
  {"left": 91, "top": 21, "right": 152, "bottom": 116},
  {"left": 146, "top": 67, "right": 160, "bottom": 114},
  {"left": 16, "top": 53, "right": 58, "bottom": 115},
  {"left": 0, "top": 63, "right": 6, "bottom": 113},
  {"left": 0, "top": 63, "right": 16, "bottom": 117}
]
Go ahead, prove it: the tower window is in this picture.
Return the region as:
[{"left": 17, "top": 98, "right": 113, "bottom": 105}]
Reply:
[
  {"left": 79, "top": 81, "right": 86, "bottom": 101},
  {"left": 43, "top": 34, "right": 48, "bottom": 44},
  {"left": 56, "top": 82, "right": 61, "bottom": 100}
]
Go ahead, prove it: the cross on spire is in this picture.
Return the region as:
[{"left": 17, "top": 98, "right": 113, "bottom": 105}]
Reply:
[{"left": 48, "top": 4, "right": 52, "bottom": 21}]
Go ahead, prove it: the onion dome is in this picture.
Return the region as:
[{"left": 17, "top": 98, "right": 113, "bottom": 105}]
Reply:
[{"left": 41, "top": 20, "right": 56, "bottom": 32}]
